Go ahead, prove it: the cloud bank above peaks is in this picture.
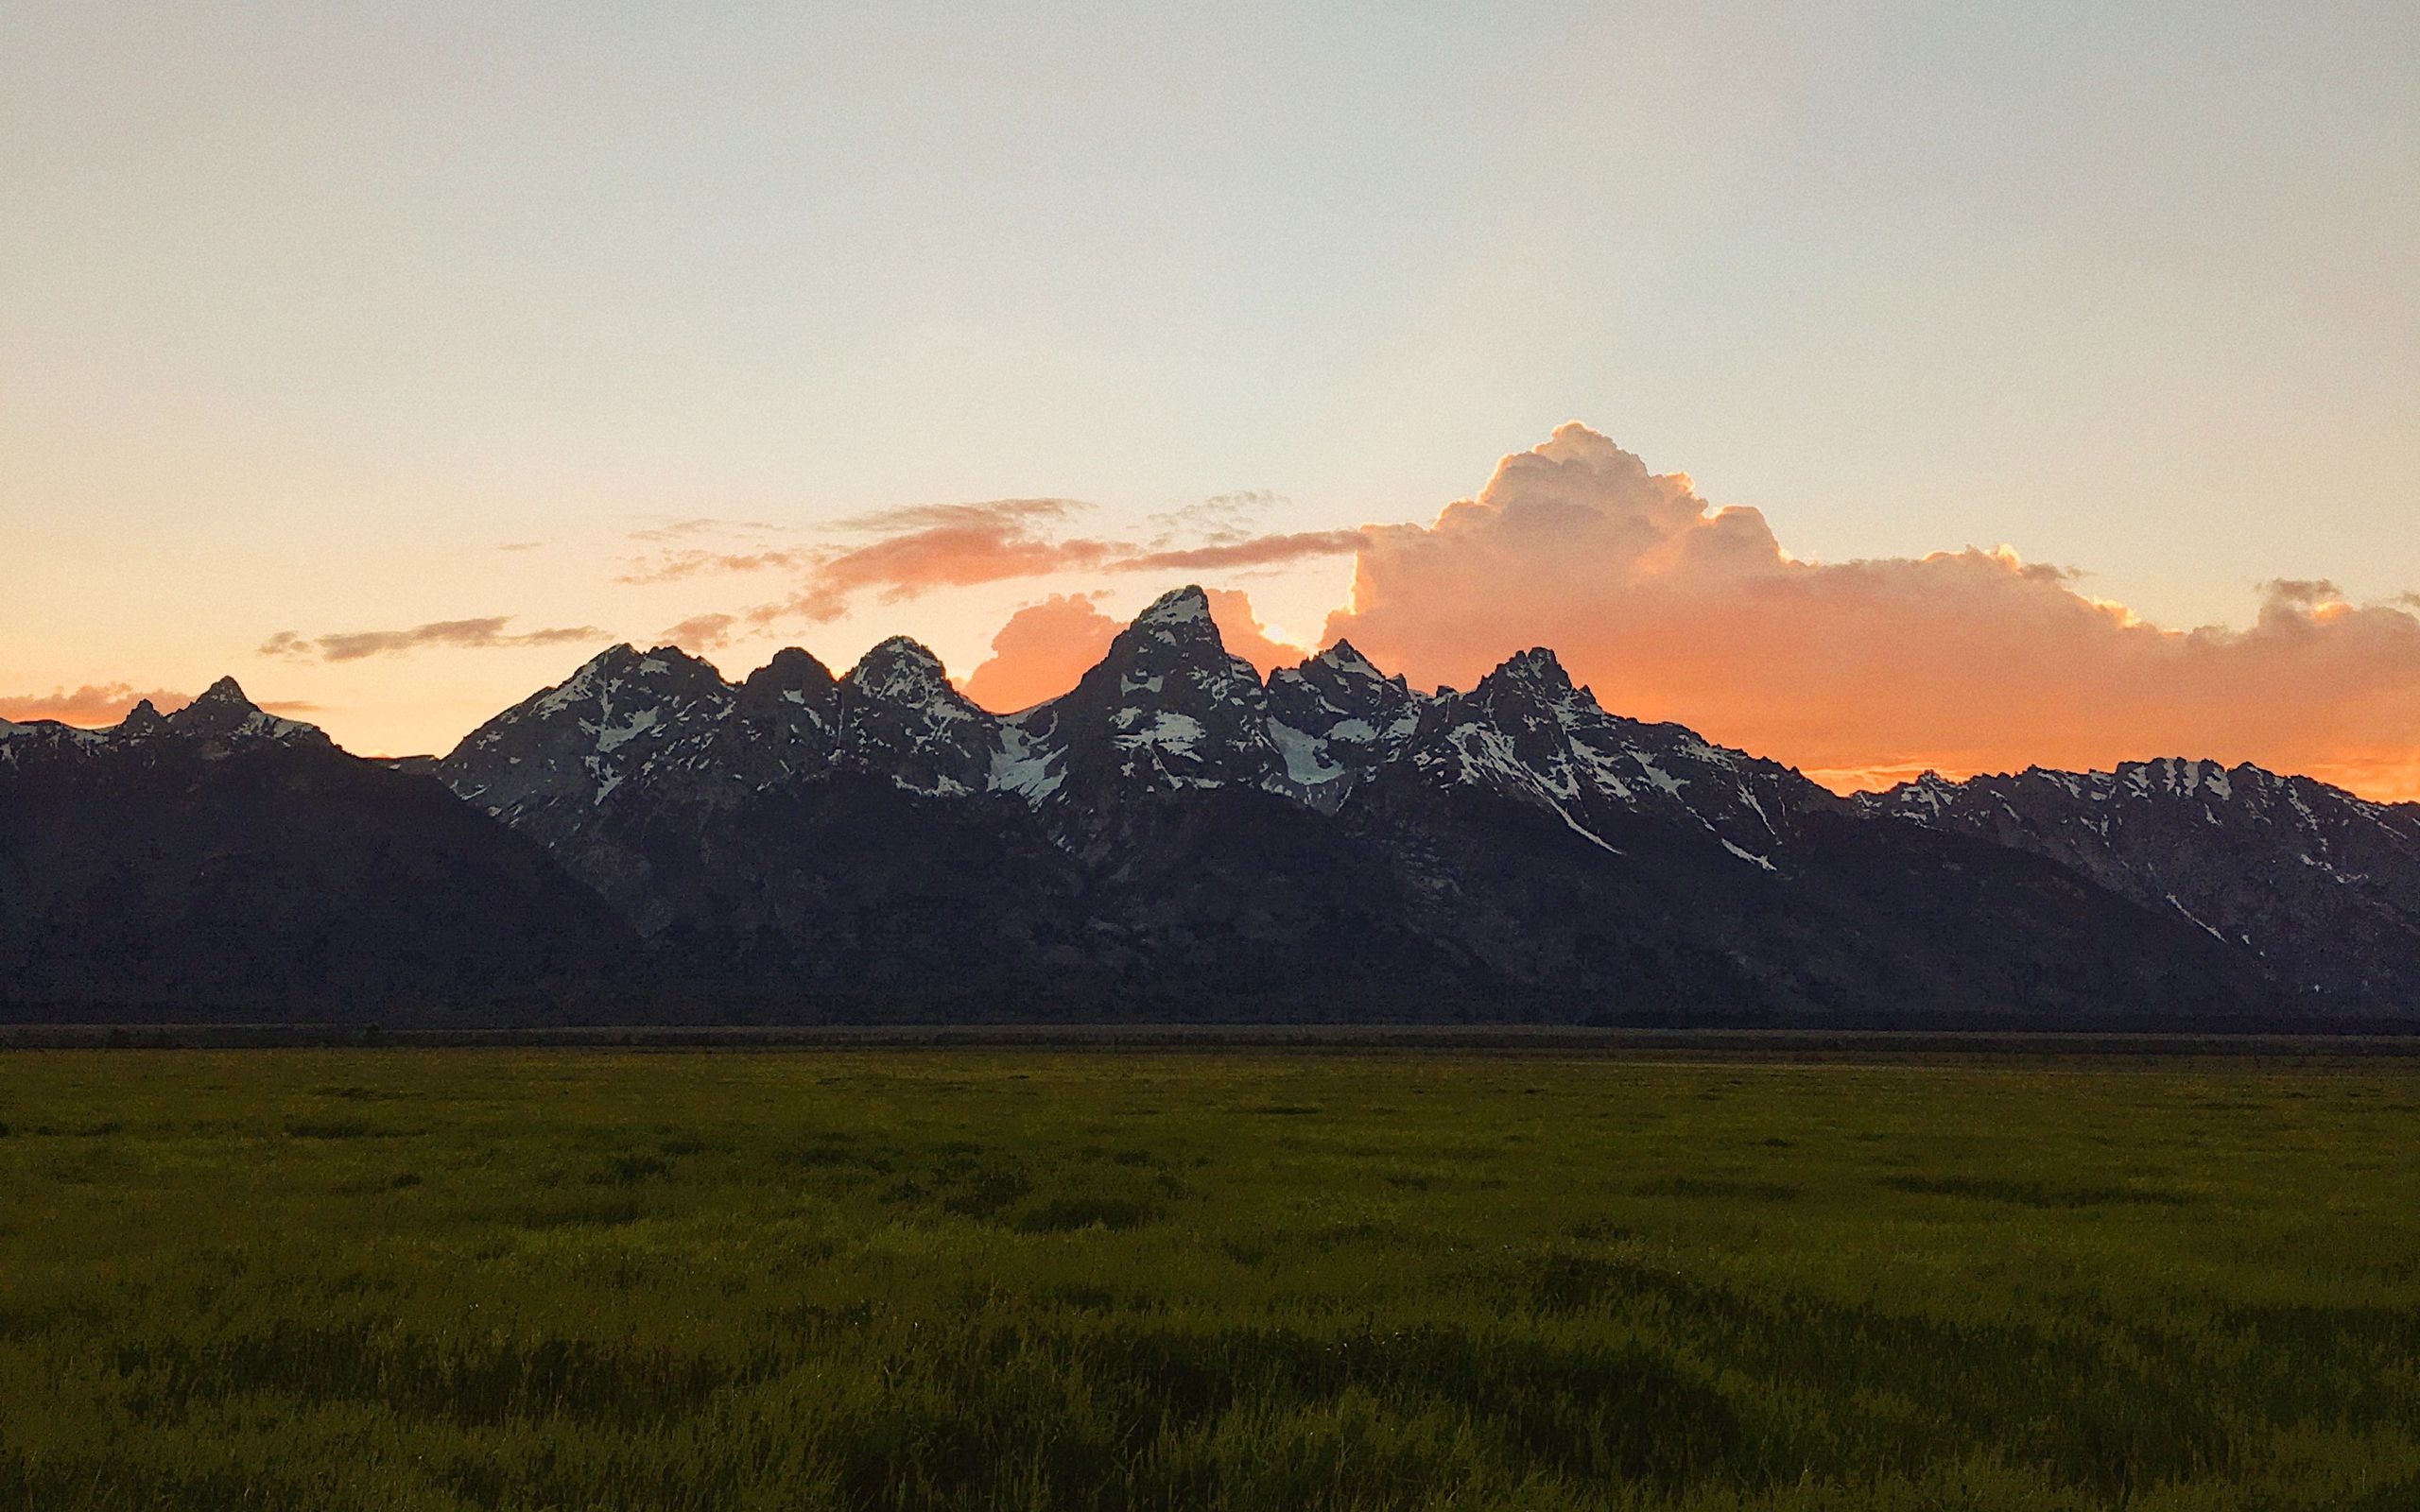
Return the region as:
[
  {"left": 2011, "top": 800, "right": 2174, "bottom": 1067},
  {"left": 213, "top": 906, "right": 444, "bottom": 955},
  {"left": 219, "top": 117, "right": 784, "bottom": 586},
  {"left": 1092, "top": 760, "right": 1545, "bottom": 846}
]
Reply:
[
  {"left": 1319, "top": 423, "right": 2420, "bottom": 799},
  {"left": 0, "top": 684, "right": 321, "bottom": 728},
  {"left": 644, "top": 422, "right": 2420, "bottom": 800},
  {"left": 0, "top": 682, "right": 193, "bottom": 725}
]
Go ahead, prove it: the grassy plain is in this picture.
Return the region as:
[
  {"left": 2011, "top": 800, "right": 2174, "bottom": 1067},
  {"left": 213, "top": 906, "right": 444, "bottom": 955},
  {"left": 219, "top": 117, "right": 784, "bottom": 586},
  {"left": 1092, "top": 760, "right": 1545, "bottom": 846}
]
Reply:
[{"left": 3, "top": 1047, "right": 2417, "bottom": 1510}]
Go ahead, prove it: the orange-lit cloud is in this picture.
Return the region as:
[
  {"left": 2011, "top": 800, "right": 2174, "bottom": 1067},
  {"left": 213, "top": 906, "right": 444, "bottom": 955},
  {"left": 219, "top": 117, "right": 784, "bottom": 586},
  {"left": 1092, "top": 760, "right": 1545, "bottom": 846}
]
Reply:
[
  {"left": 714, "top": 499, "right": 1126, "bottom": 624},
  {"left": 261, "top": 617, "right": 607, "bottom": 662},
  {"left": 784, "top": 525, "right": 1123, "bottom": 623},
  {"left": 661, "top": 612, "right": 740, "bottom": 651},
  {"left": 621, "top": 426, "right": 2420, "bottom": 802},
  {"left": 959, "top": 589, "right": 1305, "bottom": 713},
  {"left": 961, "top": 594, "right": 1121, "bottom": 712},
  {"left": 663, "top": 495, "right": 1353, "bottom": 635},
  {"left": 0, "top": 683, "right": 192, "bottom": 726},
  {"left": 1201, "top": 589, "right": 1308, "bottom": 675},
  {"left": 1319, "top": 423, "right": 2420, "bottom": 801}
]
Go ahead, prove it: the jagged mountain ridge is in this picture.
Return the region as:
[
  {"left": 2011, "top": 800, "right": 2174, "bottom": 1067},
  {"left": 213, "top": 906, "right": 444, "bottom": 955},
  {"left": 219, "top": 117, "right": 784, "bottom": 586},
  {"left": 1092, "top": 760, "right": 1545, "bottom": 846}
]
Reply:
[
  {"left": 1865, "top": 759, "right": 2420, "bottom": 1005},
  {"left": 434, "top": 586, "right": 1829, "bottom": 870},
  {"left": 0, "top": 677, "right": 327, "bottom": 770},
  {"left": 0, "top": 679, "right": 635, "bottom": 1016},
  {"left": 1, "top": 585, "right": 2410, "bottom": 1022},
  {"left": 417, "top": 585, "right": 2297, "bottom": 1020}
]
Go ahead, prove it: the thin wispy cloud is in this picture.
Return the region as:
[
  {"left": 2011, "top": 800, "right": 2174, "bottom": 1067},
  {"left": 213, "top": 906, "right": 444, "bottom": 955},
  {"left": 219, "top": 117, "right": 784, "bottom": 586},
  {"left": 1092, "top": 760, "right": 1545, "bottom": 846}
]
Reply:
[
  {"left": 618, "top": 549, "right": 810, "bottom": 586},
  {"left": 829, "top": 498, "right": 1088, "bottom": 534},
  {"left": 1110, "top": 529, "right": 1368, "bottom": 573},
  {"left": 777, "top": 522, "right": 1127, "bottom": 623},
  {"left": 648, "top": 500, "right": 1132, "bottom": 628},
  {"left": 260, "top": 617, "right": 608, "bottom": 663},
  {"left": 628, "top": 517, "right": 795, "bottom": 544},
  {"left": 647, "top": 495, "right": 1353, "bottom": 636},
  {"left": 1145, "top": 490, "right": 1283, "bottom": 548}
]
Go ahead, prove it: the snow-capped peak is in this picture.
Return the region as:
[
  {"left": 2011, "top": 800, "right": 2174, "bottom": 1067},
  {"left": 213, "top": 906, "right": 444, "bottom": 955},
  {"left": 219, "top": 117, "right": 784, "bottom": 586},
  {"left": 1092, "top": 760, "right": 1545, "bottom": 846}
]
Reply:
[
  {"left": 846, "top": 637, "right": 958, "bottom": 704},
  {"left": 1487, "top": 647, "right": 1579, "bottom": 697},
  {"left": 156, "top": 677, "right": 329, "bottom": 752},
  {"left": 1134, "top": 583, "right": 1214, "bottom": 634}
]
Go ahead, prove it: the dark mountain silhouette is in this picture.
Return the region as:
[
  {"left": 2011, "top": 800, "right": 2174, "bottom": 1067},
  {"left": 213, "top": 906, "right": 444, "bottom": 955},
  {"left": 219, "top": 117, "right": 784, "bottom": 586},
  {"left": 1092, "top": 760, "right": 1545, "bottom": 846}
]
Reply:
[
  {"left": 0, "top": 680, "right": 634, "bottom": 1020},
  {"left": 3, "top": 588, "right": 2408, "bottom": 1024}
]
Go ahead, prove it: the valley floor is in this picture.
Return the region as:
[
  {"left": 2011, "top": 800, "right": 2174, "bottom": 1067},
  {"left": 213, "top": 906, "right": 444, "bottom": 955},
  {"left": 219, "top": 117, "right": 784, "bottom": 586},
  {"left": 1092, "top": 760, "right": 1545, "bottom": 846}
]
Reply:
[{"left": 5, "top": 1048, "right": 2417, "bottom": 1509}]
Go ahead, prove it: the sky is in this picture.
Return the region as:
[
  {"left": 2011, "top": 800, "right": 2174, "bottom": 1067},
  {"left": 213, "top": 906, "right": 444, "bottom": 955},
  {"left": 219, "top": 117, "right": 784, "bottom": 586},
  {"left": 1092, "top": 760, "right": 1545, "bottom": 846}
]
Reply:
[{"left": 5, "top": 3, "right": 2417, "bottom": 794}]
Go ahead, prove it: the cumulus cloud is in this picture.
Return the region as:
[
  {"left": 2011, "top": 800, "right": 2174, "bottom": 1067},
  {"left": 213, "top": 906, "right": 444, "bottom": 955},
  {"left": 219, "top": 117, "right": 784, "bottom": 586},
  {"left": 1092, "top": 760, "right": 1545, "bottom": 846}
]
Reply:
[
  {"left": 961, "top": 594, "right": 1122, "bottom": 713},
  {"left": 959, "top": 589, "right": 1305, "bottom": 713},
  {"left": 1319, "top": 422, "right": 2420, "bottom": 800},
  {"left": 261, "top": 617, "right": 607, "bottom": 662},
  {"left": 0, "top": 683, "right": 191, "bottom": 726}
]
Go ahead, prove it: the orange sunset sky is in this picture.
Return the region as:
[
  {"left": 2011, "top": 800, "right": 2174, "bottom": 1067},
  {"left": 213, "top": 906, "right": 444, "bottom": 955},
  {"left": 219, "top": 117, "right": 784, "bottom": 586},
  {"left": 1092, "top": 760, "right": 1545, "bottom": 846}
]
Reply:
[{"left": 5, "top": 6, "right": 2416, "bottom": 799}]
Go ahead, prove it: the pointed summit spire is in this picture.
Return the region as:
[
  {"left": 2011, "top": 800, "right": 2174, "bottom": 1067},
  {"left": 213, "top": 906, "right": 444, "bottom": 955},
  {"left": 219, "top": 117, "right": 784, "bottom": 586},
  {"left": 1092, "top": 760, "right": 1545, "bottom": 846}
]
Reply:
[
  {"left": 1486, "top": 647, "right": 1577, "bottom": 695},
  {"left": 1134, "top": 584, "right": 1214, "bottom": 631},
  {"left": 1313, "top": 639, "right": 1384, "bottom": 679},
  {"left": 152, "top": 675, "right": 331, "bottom": 751},
  {"left": 1108, "top": 585, "right": 1236, "bottom": 668},
  {"left": 1116, "top": 585, "right": 1237, "bottom": 660}
]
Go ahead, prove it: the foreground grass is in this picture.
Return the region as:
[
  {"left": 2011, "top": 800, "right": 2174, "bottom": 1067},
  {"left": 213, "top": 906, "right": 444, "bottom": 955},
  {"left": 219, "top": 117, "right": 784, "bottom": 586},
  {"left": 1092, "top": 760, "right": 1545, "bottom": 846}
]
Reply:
[{"left": 3, "top": 1050, "right": 2417, "bottom": 1510}]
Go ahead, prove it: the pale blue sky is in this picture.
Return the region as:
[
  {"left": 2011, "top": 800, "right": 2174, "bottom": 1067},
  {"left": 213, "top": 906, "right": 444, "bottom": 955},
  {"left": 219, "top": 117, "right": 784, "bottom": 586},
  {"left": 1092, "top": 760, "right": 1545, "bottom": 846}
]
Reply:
[{"left": 5, "top": 1, "right": 2415, "bottom": 753}]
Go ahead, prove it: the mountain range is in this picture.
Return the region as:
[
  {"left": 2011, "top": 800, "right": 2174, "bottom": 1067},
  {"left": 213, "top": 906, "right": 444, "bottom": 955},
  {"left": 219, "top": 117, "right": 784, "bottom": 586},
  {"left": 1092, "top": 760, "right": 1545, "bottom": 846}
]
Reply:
[{"left": 6, "top": 586, "right": 2413, "bottom": 1025}]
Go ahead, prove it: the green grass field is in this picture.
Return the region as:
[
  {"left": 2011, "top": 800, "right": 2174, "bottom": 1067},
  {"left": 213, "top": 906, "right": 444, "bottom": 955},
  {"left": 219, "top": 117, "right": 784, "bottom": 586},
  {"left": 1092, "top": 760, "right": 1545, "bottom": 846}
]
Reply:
[{"left": 5, "top": 1049, "right": 2418, "bottom": 1510}]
